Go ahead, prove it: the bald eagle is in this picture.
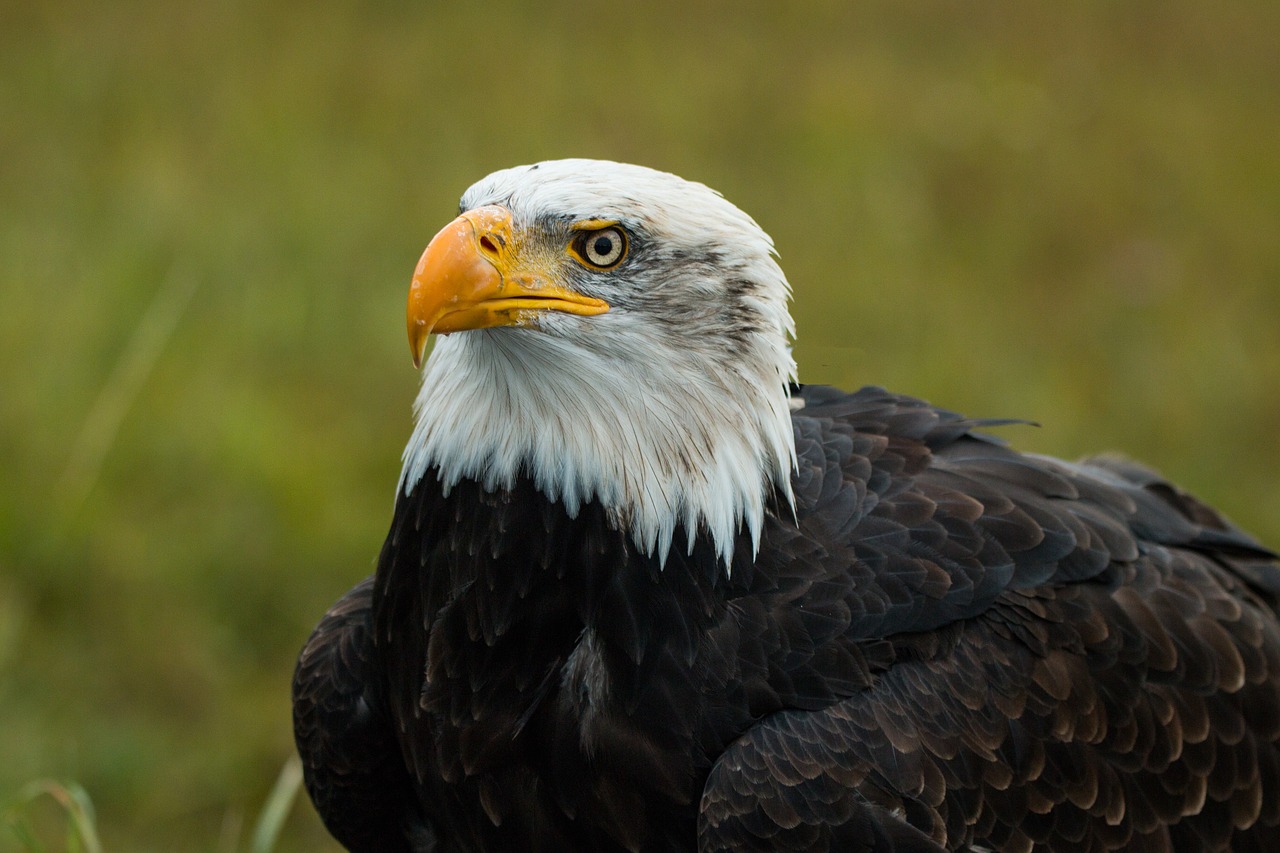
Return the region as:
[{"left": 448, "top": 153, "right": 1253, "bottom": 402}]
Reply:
[{"left": 293, "top": 160, "right": 1280, "bottom": 852}]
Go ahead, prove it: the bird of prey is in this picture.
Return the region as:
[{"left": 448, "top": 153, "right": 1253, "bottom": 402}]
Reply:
[{"left": 293, "top": 159, "right": 1280, "bottom": 852}]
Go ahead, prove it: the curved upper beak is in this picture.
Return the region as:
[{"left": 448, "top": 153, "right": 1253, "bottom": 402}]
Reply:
[{"left": 407, "top": 205, "right": 611, "bottom": 367}]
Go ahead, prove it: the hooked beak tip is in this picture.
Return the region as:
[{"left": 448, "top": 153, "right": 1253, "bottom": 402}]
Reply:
[{"left": 409, "top": 319, "right": 428, "bottom": 368}]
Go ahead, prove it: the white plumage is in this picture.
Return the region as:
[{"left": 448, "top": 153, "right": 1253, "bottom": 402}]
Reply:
[{"left": 401, "top": 160, "right": 798, "bottom": 567}]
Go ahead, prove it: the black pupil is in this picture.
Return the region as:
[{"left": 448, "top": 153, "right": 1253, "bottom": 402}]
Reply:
[{"left": 592, "top": 235, "right": 614, "bottom": 259}]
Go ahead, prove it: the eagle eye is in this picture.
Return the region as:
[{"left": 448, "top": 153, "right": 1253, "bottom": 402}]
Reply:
[{"left": 572, "top": 226, "right": 628, "bottom": 270}]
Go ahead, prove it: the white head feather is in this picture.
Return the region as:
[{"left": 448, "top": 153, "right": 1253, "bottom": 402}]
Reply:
[{"left": 400, "top": 159, "right": 797, "bottom": 568}]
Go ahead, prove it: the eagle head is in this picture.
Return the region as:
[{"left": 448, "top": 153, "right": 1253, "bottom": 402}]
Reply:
[{"left": 400, "top": 159, "right": 797, "bottom": 567}]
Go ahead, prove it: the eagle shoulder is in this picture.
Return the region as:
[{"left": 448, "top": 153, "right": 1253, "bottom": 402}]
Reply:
[
  {"left": 703, "top": 385, "right": 1280, "bottom": 851},
  {"left": 291, "top": 576, "right": 428, "bottom": 852}
]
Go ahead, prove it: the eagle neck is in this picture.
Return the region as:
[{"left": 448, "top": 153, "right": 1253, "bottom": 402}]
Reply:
[{"left": 398, "top": 328, "right": 796, "bottom": 569}]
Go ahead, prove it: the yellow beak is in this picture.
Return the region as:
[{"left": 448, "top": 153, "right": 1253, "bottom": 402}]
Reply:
[{"left": 407, "top": 205, "right": 611, "bottom": 367}]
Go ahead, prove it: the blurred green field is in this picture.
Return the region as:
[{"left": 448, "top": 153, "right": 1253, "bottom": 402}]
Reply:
[{"left": 2, "top": 1, "right": 1278, "bottom": 849}]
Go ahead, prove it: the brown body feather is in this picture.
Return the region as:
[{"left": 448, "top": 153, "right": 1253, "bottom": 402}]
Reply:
[{"left": 295, "top": 385, "right": 1280, "bottom": 851}]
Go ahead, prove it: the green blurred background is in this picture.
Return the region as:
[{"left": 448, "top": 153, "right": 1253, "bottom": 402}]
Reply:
[{"left": 2, "top": 1, "right": 1278, "bottom": 849}]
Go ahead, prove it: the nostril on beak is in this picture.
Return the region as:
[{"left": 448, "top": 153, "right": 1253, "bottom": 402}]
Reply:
[{"left": 478, "top": 234, "right": 500, "bottom": 257}]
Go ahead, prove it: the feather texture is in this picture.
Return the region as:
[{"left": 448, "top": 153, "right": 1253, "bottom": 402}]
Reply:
[{"left": 296, "top": 386, "right": 1280, "bottom": 852}]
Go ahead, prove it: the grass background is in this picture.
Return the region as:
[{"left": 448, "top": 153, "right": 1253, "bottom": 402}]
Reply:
[{"left": 3, "top": 1, "right": 1278, "bottom": 849}]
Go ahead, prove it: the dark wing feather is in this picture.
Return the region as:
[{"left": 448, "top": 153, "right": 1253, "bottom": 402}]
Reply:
[
  {"left": 700, "top": 386, "right": 1280, "bottom": 852},
  {"left": 292, "top": 576, "right": 425, "bottom": 853}
]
